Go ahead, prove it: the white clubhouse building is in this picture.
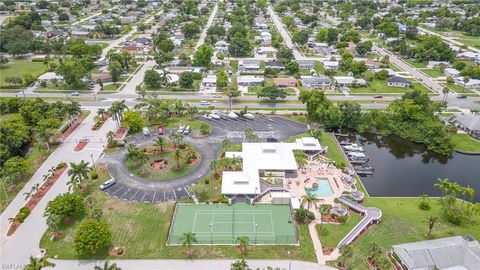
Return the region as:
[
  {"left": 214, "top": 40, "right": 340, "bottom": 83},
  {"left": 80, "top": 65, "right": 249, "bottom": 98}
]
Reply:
[{"left": 221, "top": 137, "right": 323, "bottom": 201}]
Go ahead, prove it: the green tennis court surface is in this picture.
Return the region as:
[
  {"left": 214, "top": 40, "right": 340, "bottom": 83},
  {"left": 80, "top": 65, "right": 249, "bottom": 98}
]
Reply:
[{"left": 168, "top": 203, "right": 298, "bottom": 245}]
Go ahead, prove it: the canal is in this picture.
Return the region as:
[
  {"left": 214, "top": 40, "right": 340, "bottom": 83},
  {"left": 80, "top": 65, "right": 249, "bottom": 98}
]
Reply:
[{"left": 344, "top": 134, "right": 480, "bottom": 201}]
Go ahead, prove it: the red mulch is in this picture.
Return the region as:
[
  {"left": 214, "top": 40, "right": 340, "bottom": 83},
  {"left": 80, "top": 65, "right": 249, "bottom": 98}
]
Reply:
[
  {"left": 322, "top": 214, "right": 338, "bottom": 223},
  {"left": 322, "top": 247, "right": 333, "bottom": 255},
  {"left": 150, "top": 159, "right": 169, "bottom": 170},
  {"left": 73, "top": 139, "right": 89, "bottom": 152},
  {"left": 114, "top": 127, "right": 128, "bottom": 139},
  {"left": 60, "top": 117, "right": 85, "bottom": 140},
  {"left": 367, "top": 257, "right": 382, "bottom": 270},
  {"left": 7, "top": 166, "right": 67, "bottom": 236}
]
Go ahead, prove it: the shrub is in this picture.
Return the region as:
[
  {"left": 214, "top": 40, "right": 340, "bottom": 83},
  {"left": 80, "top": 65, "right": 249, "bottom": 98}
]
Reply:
[
  {"left": 16, "top": 207, "right": 31, "bottom": 223},
  {"left": 337, "top": 215, "right": 348, "bottom": 224},
  {"left": 198, "top": 190, "right": 209, "bottom": 202},
  {"left": 20, "top": 207, "right": 30, "bottom": 215},
  {"left": 306, "top": 210, "right": 315, "bottom": 220},
  {"left": 73, "top": 220, "right": 112, "bottom": 254},
  {"left": 444, "top": 208, "right": 463, "bottom": 225},
  {"left": 56, "top": 162, "right": 67, "bottom": 169},
  {"left": 419, "top": 201, "right": 430, "bottom": 210},
  {"left": 90, "top": 171, "right": 99, "bottom": 179},
  {"left": 45, "top": 193, "right": 85, "bottom": 219},
  {"left": 116, "top": 247, "right": 124, "bottom": 255},
  {"left": 204, "top": 178, "right": 210, "bottom": 185}
]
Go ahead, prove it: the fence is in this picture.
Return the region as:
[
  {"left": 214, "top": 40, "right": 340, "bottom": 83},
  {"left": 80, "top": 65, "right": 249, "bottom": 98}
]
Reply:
[{"left": 167, "top": 234, "right": 298, "bottom": 246}]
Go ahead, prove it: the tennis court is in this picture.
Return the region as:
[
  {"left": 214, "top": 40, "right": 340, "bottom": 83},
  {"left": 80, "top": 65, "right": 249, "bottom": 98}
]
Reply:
[{"left": 168, "top": 203, "right": 298, "bottom": 245}]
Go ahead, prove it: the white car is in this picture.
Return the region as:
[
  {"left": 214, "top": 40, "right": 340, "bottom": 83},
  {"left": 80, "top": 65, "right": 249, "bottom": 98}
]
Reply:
[
  {"left": 99, "top": 179, "right": 116, "bottom": 191},
  {"left": 200, "top": 100, "right": 210, "bottom": 105},
  {"left": 177, "top": 125, "right": 185, "bottom": 133},
  {"left": 213, "top": 94, "right": 221, "bottom": 98},
  {"left": 210, "top": 113, "right": 220, "bottom": 119},
  {"left": 228, "top": 111, "right": 238, "bottom": 119},
  {"left": 71, "top": 91, "right": 80, "bottom": 96},
  {"left": 203, "top": 114, "right": 212, "bottom": 119}
]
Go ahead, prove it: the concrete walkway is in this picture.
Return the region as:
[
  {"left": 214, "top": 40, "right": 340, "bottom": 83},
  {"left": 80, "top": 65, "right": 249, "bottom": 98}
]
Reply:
[
  {"left": 194, "top": 2, "right": 219, "bottom": 51},
  {"left": 308, "top": 220, "right": 327, "bottom": 264},
  {"left": 52, "top": 259, "right": 336, "bottom": 270},
  {"left": 0, "top": 108, "right": 117, "bottom": 266}
]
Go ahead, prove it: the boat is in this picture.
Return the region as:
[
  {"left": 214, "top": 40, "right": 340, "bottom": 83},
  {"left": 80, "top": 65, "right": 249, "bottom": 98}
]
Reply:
[
  {"left": 210, "top": 113, "right": 220, "bottom": 119},
  {"left": 339, "top": 141, "right": 352, "bottom": 146},
  {"left": 228, "top": 111, "right": 238, "bottom": 119},
  {"left": 354, "top": 166, "right": 374, "bottom": 171},
  {"left": 343, "top": 144, "right": 364, "bottom": 152},
  {"left": 244, "top": 113, "right": 255, "bottom": 119},
  {"left": 355, "top": 169, "right": 374, "bottom": 175}
]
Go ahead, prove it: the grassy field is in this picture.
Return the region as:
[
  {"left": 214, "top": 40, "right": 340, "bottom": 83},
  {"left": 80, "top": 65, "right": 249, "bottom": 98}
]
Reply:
[
  {"left": 334, "top": 197, "right": 480, "bottom": 269},
  {"left": 316, "top": 212, "right": 363, "bottom": 248},
  {"left": 442, "top": 83, "right": 475, "bottom": 94},
  {"left": 126, "top": 144, "right": 201, "bottom": 181},
  {"left": 451, "top": 133, "right": 480, "bottom": 154},
  {"left": 404, "top": 59, "right": 427, "bottom": 68},
  {"left": 0, "top": 59, "right": 46, "bottom": 84},
  {"left": 350, "top": 80, "right": 431, "bottom": 94},
  {"left": 102, "top": 84, "right": 119, "bottom": 91},
  {"left": 40, "top": 167, "right": 316, "bottom": 261},
  {"left": 422, "top": 68, "right": 443, "bottom": 78},
  {"left": 458, "top": 36, "right": 480, "bottom": 49}
]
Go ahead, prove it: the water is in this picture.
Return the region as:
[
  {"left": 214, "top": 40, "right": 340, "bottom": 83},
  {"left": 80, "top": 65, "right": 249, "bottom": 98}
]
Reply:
[
  {"left": 344, "top": 134, "right": 480, "bottom": 201},
  {"left": 308, "top": 163, "right": 318, "bottom": 169},
  {"left": 305, "top": 177, "right": 334, "bottom": 197}
]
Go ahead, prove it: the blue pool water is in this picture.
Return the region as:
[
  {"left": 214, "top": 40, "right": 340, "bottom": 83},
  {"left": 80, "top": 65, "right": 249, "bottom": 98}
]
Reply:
[
  {"left": 305, "top": 178, "right": 334, "bottom": 197},
  {"left": 308, "top": 163, "right": 318, "bottom": 169}
]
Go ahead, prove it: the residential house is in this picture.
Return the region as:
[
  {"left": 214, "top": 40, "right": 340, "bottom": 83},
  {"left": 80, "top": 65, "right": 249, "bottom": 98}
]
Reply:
[
  {"left": 444, "top": 68, "right": 460, "bottom": 78},
  {"left": 237, "top": 76, "right": 264, "bottom": 87},
  {"left": 260, "top": 31, "right": 272, "bottom": 44},
  {"left": 450, "top": 113, "right": 480, "bottom": 138},
  {"left": 457, "top": 51, "right": 480, "bottom": 61},
  {"left": 200, "top": 74, "right": 217, "bottom": 90},
  {"left": 371, "top": 68, "right": 396, "bottom": 77},
  {"left": 297, "top": 60, "right": 316, "bottom": 70},
  {"left": 334, "top": 76, "right": 367, "bottom": 86},
  {"left": 427, "top": 61, "right": 451, "bottom": 69},
  {"left": 273, "top": 77, "right": 297, "bottom": 88},
  {"left": 215, "top": 40, "right": 229, "bottom": 53},
  {"left": 37, "top": 72, "right": 64, "bottom": 83},
  {"left": 256, "top": 46, "right": 277, "bottom": 56},
  {"left": 265, "top": 61, "right": 285, "bottom": 71},
  {"left": 238, "top": 60, "right": 261, "bottom": 73},
  {"left": 301, "top": 75, "right": 332, "bottom": 89},
  {"left": 455, "top": 77, "right": 480, "bottom": 89},
  {"left": 387, "top": 76, "right": 413, "bottom": 88},
  {"left": 322, "top": 61, "right": 339, "bottom": 70}
]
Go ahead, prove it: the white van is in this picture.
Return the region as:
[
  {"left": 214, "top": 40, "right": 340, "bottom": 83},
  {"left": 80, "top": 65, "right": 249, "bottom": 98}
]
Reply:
[{"left": 142, "top": 127, "right": 151, "bottom": 136}]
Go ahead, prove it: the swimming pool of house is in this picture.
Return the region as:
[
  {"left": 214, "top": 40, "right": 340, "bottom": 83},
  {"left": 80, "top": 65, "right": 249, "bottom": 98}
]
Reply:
[
  {"left": 305, "top": 177, "right": 334, "bottom": 197},
  {"left": 308, "top": 163, "right": 318, "bottom": 169}
]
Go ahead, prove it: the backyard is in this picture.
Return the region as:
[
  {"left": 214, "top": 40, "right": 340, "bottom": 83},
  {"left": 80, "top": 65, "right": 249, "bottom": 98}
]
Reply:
[
  {"left": 349, "top": 80, "right": 432, "bottom": 94},
  {"left": 0, "top": 58, "right": 46, "bottom": 85},
  {"left": 422, "top": 68, "right": 443, "bottom": 78},
  {"left": 451, "top": 133, "right": 480, "bottom": 154}
]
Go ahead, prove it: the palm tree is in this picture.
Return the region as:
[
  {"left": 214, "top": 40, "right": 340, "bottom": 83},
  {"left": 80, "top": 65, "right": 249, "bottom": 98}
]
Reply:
[
  {"left": 221, "top": 139, "right": 231, "bottom": 151},
  {"left": 237, "top": 235, "right": 249, "bottom": 255},
  {"left": 94, "top": 260, "right": 121, "bottom": 270},
  {"left": 434, "top": 178, "right": 450, "bottom": 200},
  {"left": 67, "top": 161, "right": 92, "bottom": 191},
  {"left": 308, "top": 128, "right": 322, "bottom": 140},
  {"left": 468, "top": 202, "right": 480, "bottom": 223},
  {"left": 97, "top": 108, "right": 107, "bottom": 120},
  {"left": 294, "top": 207, "right": 309, "bottom": 223},
  {"left": 442, "top": 87, "right": 449, "bottom": 102},
  {"left": 222, "top": 85, "right": 241, "bottom": 111},
  {"left": 154, "top": 136, "right": 165, "bottom": 152},
  {"left": 159, "top": 69, "right": 171, "bottom": 87},
  {"left": 126, "top": 145, "right": 143, "bottom": 167},
  {"left": 462, "top": 185, "right": 475, "bottom": 210},
  {"left": 426, "top": 216, "right": 438, "bottom": 237},
  {"left": 109, "top": 100, "right": 128, "bottom": 127},
  {"left": 301, "top": 193, "right": 320, "bottom": 211},
  {"left": 180, "top": 232, "right": 197, "bottom": 256},
  {"left": 46, "top": 213, "right": 61, "bottom": 236},
  {"left": 64, "top": 101, "right": 81, "bottom": 127},
  {"left": 209, "top": 160, "right": 220, "bottom": 176},
  {"left": 173, "top": 149, "right": 182, "bottom": 169},
  {"left": 106, "top": 131, "right": 115, "bottom": 147},
  {"left": 318, "top": 204, "right": 330, "bottom": 231},
  {"left": 24, "top": 254, "right": 55, "bottom": 270},
  {"left": 138, "top": 152, "right": 149, "bottom": 173}
]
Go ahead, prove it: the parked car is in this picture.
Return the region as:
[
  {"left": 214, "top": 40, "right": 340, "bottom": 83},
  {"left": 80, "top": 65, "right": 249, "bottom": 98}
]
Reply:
[
  {"left": 457, "top": 94, "right": 467, "bottom": 99},
  {"left": 374, "top": 95, "right": 383, "bottom": 99},
  {"left": 213, "top": 94, "right": 221, "bottom": 98},
  {"left": 177, "top": 125, "right": 185, "bottom": 133},
  {"left": 99, "top": 178, "right": 116, "bottom": 191},
  {"left": 183, "top": 126, "right": 191, "bottom": 135},
  {"left": 71, "top": 91, "right": 80, "bottom": 96},
  {"left": 142, "top": 127, "right": 151, "bottom": 136},
  {"left": 200, "top": 100, "right": 210, "bottom": 105}
]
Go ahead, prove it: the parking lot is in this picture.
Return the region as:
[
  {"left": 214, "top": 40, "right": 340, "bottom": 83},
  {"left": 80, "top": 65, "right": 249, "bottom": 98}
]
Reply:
[{"left": 99, "top": 116, "right": 307, "bottom": 203}]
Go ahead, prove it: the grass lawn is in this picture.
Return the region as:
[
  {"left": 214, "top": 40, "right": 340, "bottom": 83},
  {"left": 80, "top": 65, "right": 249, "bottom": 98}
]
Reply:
[
  {"left": 404, "top": 59, "right": 427, "bottom": 68},
  {"left": 316, "top": 212, "right": 363, "bottom": 248},
  {"left": 0, "top": 59, "right": 46, "bottom": 84},
  {"left": 102, "top": 84, "right": 119, "bottom": 91},
  {"left": 451, "top": 133, "right": 480, "bottom": 154},
  {"left": 457, "top": 36, "right": 480, "bottom": 49},
  {"left": 422, "top": 68, "right": 443, "bottom": 78},
  {"left": 40, "top": 165, "right": 316, "bottom": 261},
  {"left": 442, "top": 83, "right": 475, "bottom": 94},
  {"left": 126, "top": 144, "right": 201, "bottom": 181},
  {"left": 349, "top": 80, "right": 431, "bottom": 94},
  {"left": 335, "top": 197, "right": 480, "bottom": 269},
  {"left": 315, "top": 61, "right": 325, "bottom": 73}
]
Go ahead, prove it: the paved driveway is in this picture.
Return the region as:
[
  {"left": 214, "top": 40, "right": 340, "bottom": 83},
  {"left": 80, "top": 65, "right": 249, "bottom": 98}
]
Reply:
[{"left": 100, "top": 116, "right": 307, "bottom": 202}]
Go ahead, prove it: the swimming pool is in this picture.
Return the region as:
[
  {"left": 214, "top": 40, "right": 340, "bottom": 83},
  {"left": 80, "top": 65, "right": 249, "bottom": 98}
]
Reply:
[
  {"left": 308, "top": 163, "right": 318, "bottom": 169},
  {"left": 305, "top": 177, "right": 334, "bottom": 197}
]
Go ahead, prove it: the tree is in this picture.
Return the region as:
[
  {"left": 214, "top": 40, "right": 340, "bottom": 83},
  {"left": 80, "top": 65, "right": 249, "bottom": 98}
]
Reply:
[
  {"left": 106, "top": 131, "right": 115, "bottom": 147},
  {"left": 24, "top": 254, "right": 55, "bottom": 270},
  {"left": 67, "top": 161, "right": 92, "bottom": 192},
  {"left": 294, "top": 207, "right": 309, "bottom": 223},
  {"left": 45, "top": 193, "right": 85, "bottom": 218},
  {"left": 122, "top": 110, "right": 144, "bottom": 133},
  {"left": 229, "top": 33, "right": 251, "bottom": 57},
  {"left": 154, "top": 136, "right": 165, "bottom": 152},
  {"left": 301, "top": 193, "right": 320, "bottom": 210},
  {"left": 35, "top": 118, "right": 61, "bottom": 151},
  {"left": 355, "top": 41, "right": 372, "bottom": 56},
  {"left": 193, "top": 44, "right": 214, "bottom": 68},
  {"left": 46, "top": 212, "right": 61, "bottom": 236},
  {"left": 182, "top": 22, "right": 200, "bottom": 39},
  {"left": 257, "top": 85, "right": 287, "bottom": 102},
  {"left": 216, "top": 70, "right": 228, "bottom": 89},
  {"left": 94, "top": 261, "right": 121, "bottom": 270},
  {"left": 318, "top": 204, "right": 330, "bottom": 230},
  {"left": 173, "top": 149, "right": 182, "bottom": 169},
  {"left": 338, "top": 101, "right": 362, "bottom": 130},
  {"left": 199, "top": 123, "right": 210, "bottom": 135},
  {"left": 179, "top": 72, "right": 195, "bottom": 88},
  {"left": 277, "top": 45, "right": 294, "bottom": 63},
  {"left": 292, "top": 30, "right": 310, "bottom": 45},
  {"left": 434, "top": 178, "right": 451, "bottom": 201},
  {"left": 108, "top": 60, "right": 123, "bottom": 85},
  {"left": 73, "top": 219, "right": 112, "bottom": 254},
  {"left": 308, "top": 128, "right": 322, "bottom": 141},
  {"left": 153, "top": 51, "right": 173, "bottom": 66},
  {"left": 368, "top": 241, "right": 381, "bottom": 259},
  {"left": 230, "top": 259, "right": 251, "bottom": 270},
  {"left": 0, "top": 56, "right": 8, "bottom": 65},
  {"left": 136, "top": 85, "right": 147, "bottom": 99},
  {"left": 56, "top": 58, "right": 89, "bottom": 88},
  {"left": 180, "top": 232, "right": 197, "bottom": 256},
  {"left": 237, "top": 236, "right": 249, "bottom": 255},
  {"left": 222, "top": 85, "right": 240, "bottom": 111},
  {"left": 285, "top": 61, "right": 299, "bottom": 75},
  {"left": 426, "top": 216, "right": 438, "bottom": 237},
  {"left": 316, "top": 28, "right": 329, "bottom": 42},
  {"left": 143, "top": 69, "right": 161, "bottom": 88},
  {"left": 339, "top": 245, "right": 353, "bottom": 268},
  {"left": 1, "top": 156, "right": 28, "bottom": 187}
]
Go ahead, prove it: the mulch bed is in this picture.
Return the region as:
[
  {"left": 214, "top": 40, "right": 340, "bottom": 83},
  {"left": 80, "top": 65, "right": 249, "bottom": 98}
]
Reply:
[
  {"left": 322, "top": 247, "right": 334, "bottom": 255},
  {"left": 108, "top": 246, "right": 126, "bottom": 257},
  {"left": 7, "top": 166, "right": 67, "bottom": 236},
  {"left": 322, "top": 214, "right": 338, "bottom": 223},
  {"left": 367, "top": 257, "right": 382, "bottom": 270},
  {"left": 60, "top": 117, "right": 85, "bottom": 140},
  {"left": 73, "top": 139, "right": 89, "bottom": 152},
  {"left": 114, "top": 127, "right": 128, "bottom": 139}
]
